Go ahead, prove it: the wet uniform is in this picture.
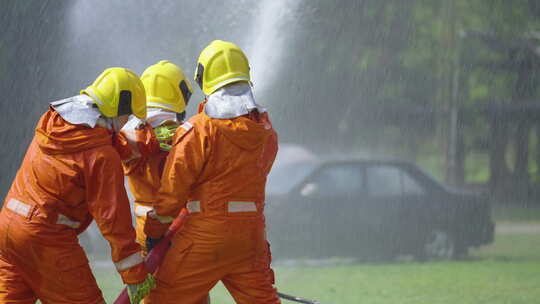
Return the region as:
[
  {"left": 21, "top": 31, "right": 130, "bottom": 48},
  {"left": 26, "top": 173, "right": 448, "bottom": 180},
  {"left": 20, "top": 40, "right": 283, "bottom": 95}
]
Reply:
[
  {"left": 145, "top": 98, "right": 280, "bottom": 304},
  {"left": 0, "top": 108, "right": 146, "bottom": 304}
]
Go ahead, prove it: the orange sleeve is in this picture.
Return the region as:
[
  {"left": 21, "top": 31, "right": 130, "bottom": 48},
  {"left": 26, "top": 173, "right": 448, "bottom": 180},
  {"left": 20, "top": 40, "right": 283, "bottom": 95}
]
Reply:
[
  {"left": 264, "top": 129, "right": 279, "bottom": 175},
  {"left": 155, "top": 119, "right": 210, "bottom": 217},
  {"left": 83, "top": 145, "right": 147, "bottom": 284},
  {"left": 115, "top": 123, "right": 159, "bottom": 174}
]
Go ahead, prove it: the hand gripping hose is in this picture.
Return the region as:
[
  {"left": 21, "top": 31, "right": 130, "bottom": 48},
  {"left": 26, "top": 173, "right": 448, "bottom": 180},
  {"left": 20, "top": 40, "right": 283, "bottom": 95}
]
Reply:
[
  {"left": 114, "top": 208, "right": 329, "bottom": 304},
  {"left": 154, "top": 123, "right": 179, "bottom": 151},
  {"left": 114, "top": 208, "right": 189, "bottom": 304}
]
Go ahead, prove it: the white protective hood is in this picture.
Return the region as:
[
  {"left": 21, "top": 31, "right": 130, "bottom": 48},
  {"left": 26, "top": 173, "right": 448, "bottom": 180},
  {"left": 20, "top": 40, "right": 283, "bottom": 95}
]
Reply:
[
  {"left": 119, "top": 108, "right": 179, "bottom": 135},
  {"left": 204, "top": 82, "right": 266, "bottom": 119},
  {"left": 145, "top": 108, "right": 181, "bottom": 128},
  {"left": 50, "top": 94, "right": 103, "bottom": 128},
  {"left": 51, "top": 94, "right": 134, "bottom": 131}
]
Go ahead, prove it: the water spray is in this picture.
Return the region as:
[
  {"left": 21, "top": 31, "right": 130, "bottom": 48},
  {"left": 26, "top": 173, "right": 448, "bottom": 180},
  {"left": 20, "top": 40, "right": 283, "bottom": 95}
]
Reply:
[{"left": 246, "top": 0, "right": 302, "bottom": 98}]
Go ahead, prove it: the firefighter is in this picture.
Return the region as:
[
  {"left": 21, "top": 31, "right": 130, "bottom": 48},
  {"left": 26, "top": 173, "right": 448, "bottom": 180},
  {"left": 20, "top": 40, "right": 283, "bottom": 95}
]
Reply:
[
  {"left": 120, "top": 60, "right": 193, "bottom": 256},
  {"left": 145, "top": 40, "right": 280, "bottom": 304},
  {"left": 0, "top": 68, "right": 154, "bottom": 304}
]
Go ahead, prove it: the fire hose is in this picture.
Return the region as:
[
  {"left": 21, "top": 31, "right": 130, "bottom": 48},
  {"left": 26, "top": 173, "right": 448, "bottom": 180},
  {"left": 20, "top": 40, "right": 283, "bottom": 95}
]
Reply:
[
  {"left": 278, "top": 291, "right": 330, "bottom": 304},
  {"left": 114, "top": 208, "right": 330, "bottom": 304},
  {"left": 113, "top": 208, "right": 189, "bottom": 304}
]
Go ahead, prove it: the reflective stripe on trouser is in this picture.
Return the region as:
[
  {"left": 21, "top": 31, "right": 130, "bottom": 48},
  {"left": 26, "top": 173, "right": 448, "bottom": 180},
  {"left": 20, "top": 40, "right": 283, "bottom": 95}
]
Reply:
[
  {"left": 145, "top": 217, "right": 279, "bottom": 304},
  {"left": 114, "top": 252, "right": 143, "bottom": 272},
  {"left": 135, "top": 205, "right": 154, "bottom": 217},
  {"left": 0, "top": 208, "right": 104, "bottom": 304},
  {"left": 6, "top": 198, "right": 81, "bottom": 229},
  {"left": 186, "top": 201, "right": 258, "bottom": 214}
]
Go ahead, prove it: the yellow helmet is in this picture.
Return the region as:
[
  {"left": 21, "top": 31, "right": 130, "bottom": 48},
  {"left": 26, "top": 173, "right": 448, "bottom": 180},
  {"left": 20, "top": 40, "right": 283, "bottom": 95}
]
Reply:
[
  {"left": 194, "top": 40, "right": 250, "bottom": 95},
  {"left": 141, "top": 60, "right": 192, "bottom": 113},
  {"left": 81, "top": 67, "right": 146, "bottom": 119}
]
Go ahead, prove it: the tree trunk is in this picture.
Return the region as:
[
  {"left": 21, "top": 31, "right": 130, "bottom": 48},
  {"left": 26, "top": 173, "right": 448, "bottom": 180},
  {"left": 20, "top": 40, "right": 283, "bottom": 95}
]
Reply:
[
  {"left": 489, "top": 118, "right": 510, "bottom": 199},
  {"left": 514, "top": 120, "right": 531, "bottom": 200},
  {"left": 440, "top": 0, "right": 461, "bottom": 186},
  {"left": 536, "top": 124, "right": 540, "bottom": 203},
  {"left": 455, "top": 111, "right": 465, "bottom": 187},
  {"left": 446, "top": 106, "right": 461, "bottom": 186}
]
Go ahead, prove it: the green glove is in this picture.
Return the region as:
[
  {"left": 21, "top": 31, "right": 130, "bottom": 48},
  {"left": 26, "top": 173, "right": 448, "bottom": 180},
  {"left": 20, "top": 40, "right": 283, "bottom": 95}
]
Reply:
[
  {"left": 154, "top": 124, "right": 178, "bottom": 140},
  {"left": 127, "top": 274, "right": 156, "bottom": 304},
  {"left": 158, "top": 142, "right": 172, "bottom": 152},
  {"left": 154, "top": 124, "right": 179, "bottom": 152}
]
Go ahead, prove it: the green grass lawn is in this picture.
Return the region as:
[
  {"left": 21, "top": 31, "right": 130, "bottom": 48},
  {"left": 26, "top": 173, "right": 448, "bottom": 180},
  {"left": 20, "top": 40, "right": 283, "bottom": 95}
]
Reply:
[{"left": 93, "top": 233, "right": 540, "bottom": 303}]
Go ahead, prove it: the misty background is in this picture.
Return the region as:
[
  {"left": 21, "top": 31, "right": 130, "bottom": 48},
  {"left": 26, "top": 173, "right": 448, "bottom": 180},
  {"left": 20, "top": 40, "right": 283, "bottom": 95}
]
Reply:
[
  {"left": 2, "top": 1, "right": 540, "bottom": 302},
  {"left": 2, "top": 0, "right": 540, "bottom": 203}
]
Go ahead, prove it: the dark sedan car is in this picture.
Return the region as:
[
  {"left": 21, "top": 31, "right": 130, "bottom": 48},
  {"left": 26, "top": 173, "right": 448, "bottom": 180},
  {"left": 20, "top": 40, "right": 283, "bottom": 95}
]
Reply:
[{"left": 265, "top": 160, "right": 494, "bottom": 260}]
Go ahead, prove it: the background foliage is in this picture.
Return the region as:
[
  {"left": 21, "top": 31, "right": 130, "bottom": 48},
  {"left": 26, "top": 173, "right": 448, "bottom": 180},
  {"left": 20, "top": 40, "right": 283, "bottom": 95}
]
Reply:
[{"left": 2, "top": 0, "right": 540, "bottom": 201}]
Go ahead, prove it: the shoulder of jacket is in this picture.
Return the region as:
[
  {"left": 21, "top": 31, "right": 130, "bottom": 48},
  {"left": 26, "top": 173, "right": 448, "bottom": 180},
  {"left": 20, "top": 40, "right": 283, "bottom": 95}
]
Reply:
[
  {"left": 173, "top": 113, "right": 218, "bottom": 145},
  {"left": 83, "top": 144, "right": 120, "bottom": 163},
  {"left": 171, "top": 114, "right": 206, "bottom": 145}
]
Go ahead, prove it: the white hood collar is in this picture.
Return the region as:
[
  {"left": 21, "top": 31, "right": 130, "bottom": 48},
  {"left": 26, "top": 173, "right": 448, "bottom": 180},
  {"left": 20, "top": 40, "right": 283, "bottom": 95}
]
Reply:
[
  {"left": 205, "top": 83, "right": 266, "bottom": 119},
  {"left": 146, "top": 108, "right": 180, "bottom": 128},
  {"left": 51, "top": 94, "right": 141, "bottom": 131},
  {"left": 50, "top": 94, "right": 103, "bottom": 128}
]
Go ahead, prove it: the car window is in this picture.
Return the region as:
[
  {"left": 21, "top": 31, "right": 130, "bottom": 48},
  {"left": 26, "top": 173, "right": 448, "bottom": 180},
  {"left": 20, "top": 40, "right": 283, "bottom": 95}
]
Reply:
[
  {"left": 307, "top": 164, "right": 364, "bottom": 198},
  {"left": 367, "top": 165, "right": 426, "bottom": 197},
  {"left": 402, "top": 171, "right": 425, "bottom": 195},
  {"left": 366, "top": 166, "right": 402, "bottom": 197},
  {"left": 266, "top": 162, "right": 319, "bottom": 195}
]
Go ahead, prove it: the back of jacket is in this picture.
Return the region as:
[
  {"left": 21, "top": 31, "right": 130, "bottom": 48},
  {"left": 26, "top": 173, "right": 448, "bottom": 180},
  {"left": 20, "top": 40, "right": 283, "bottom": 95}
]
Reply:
[
  {"left": 2, "top": 108, "right": 146, "bottom": 283},
  {"left": 119, "top": 122, "right": 163, "bottom": 206},
  {"left": 155, "top": 107, "right": 278, "bottom": 218},
  {"left": 126, "top": 151, "right": 168, "bottom": 205}
]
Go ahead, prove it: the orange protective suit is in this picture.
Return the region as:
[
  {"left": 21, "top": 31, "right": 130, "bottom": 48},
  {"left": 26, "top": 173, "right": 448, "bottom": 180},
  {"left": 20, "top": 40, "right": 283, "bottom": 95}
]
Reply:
[
  {"left": 145, "top": 102, "right": 280, "bottom": 304},
  {"left": 119, "top": 122, "right": 165, "bottom": 255},
  {"left": 120, "top": 119, "right": 211, "bottom": 304},
  {"left": 0, "top": 108, "right": 147, "bottom": 304}
]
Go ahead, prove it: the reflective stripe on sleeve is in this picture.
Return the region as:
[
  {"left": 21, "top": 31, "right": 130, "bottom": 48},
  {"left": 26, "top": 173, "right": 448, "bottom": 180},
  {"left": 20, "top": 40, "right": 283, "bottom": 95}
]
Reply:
[
  {"left": 180, "top": 121, "right": 193, "bottom": 131},
  {"left": 6, "top": 198, "right": 31, "bottom": 217},
  {"left": 134, "top": 205, "right": 154, "bottom": 217},
  {"left": 228, "top": 201, "right": 257, "bottom": 213},
  {"left": 7, "top": 199, "right": 82, "bottom": 228},
  {"left": 186, "top": 201, "right": 200, "bottom": 213},
  {"left": 114, "top": 252, "right": 143, "bottom": 272},
  {"left": 56, "top": 214, "right": 81, "bottom": 229},
  {"left": 122, "top": 130, "right": 140, "bottom": 150}
]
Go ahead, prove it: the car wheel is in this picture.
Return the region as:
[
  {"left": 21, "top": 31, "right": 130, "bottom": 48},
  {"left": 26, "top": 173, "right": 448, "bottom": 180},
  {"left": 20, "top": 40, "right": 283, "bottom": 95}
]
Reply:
[{"left": 415, "top": 230, "right": 455, "bottom": 261}]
